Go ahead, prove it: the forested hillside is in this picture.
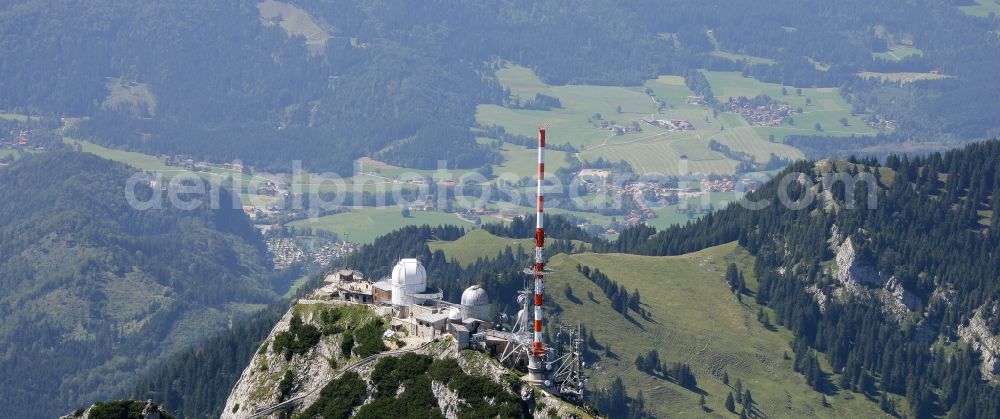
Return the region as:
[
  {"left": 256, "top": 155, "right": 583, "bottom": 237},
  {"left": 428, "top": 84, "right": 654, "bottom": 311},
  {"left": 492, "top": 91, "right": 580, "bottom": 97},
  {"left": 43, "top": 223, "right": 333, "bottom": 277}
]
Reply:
[
  {"left": 126, "top": 302, "right": 290, "bottom": 418},
  {"left": 600, "top": 141, "right": 1000, "bottom": 418},
  {"left": 3, "top": 0, "right": 999, "bottom": 173},
  {"left": 0, "top": 152, "right": 277, "bottom": 418},
  {"left": 129, "top": 136, "right": 1000, "bottom": 417}
]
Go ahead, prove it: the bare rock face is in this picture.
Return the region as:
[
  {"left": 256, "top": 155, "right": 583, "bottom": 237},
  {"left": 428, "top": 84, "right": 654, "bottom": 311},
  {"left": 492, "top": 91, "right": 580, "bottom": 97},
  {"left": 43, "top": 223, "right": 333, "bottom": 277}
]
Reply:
[
  {"left": 223, "top": 303, "right": 360, "bottom": 419},
  {"left": 827, "top": 228, "right": 923, "bottom": 321},
  {"left": 833, "top": 238, "right": 883, "bottom": 288},
  {"left": 880, "top": 276, "right": 921, "bottom": 320},
  {"left": 432, "top": 380, "right": 462, "bottom": 419},
  {"left": 805, "top": 284, "right": 828, "bottom": 313},
  {"left": 958, "top": 304, "right": 1000, "bottom": 380}
]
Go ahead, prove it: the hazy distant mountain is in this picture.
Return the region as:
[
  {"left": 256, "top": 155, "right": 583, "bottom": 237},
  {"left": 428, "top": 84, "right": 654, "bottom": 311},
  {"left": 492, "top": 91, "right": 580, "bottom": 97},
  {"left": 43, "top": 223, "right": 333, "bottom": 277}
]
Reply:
[
  {"left": 0, "top": 152, "right": 277, "bottom": 418},
  {"left": 2, "top": 0, "right": 998, "bottom": 173}
]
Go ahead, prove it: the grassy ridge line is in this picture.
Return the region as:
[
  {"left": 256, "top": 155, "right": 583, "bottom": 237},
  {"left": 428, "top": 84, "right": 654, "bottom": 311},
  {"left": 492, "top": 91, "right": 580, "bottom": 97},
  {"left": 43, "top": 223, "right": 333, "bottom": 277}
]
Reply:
[
  {"left": 287, "top": 207, "right": 472, "bottom": 244},
  {"left": 544, "top": 243, "right": 885, "bottom": 418},
  {"left": 428, "top": 229, "right": 591, "bottom": 266}
]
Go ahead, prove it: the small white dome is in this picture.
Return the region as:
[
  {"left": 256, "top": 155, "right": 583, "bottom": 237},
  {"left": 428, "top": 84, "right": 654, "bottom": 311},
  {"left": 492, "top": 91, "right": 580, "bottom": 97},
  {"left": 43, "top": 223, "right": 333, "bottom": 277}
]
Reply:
[
  {"left": 461, "top": 285, "right": 490, "bottom": 321},
  {"left": 461, "top": 285, "right": 489, "bottom": 307},
  {"left": 448, "top": 307, "right": 462, "bottom": 322}
]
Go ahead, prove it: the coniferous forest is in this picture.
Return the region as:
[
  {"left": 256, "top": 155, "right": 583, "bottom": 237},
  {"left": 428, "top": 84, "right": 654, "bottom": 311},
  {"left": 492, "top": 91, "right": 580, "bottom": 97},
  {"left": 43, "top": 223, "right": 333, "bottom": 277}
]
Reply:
[
  {"left": 0, "top": 152, "right": 277, "bottom": 417},
  {"left": 597, "top": 141, "right": 1000, "bottom": 418},
  {"left": 109, "top": 140, "right": 1000, "bottom": 418},
  {"left": 4, "top": 0, "right": 1000, "bottom": 417},
  {"left": 3, "top": 0, "right": 1000, "bottom": 174}
]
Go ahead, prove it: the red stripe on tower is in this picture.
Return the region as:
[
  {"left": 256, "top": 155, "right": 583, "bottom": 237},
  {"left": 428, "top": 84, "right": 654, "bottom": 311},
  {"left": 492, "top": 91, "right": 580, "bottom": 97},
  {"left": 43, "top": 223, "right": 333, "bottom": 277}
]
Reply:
[{"left": 533, "top": 126, "right": 546, "bottom": 359}]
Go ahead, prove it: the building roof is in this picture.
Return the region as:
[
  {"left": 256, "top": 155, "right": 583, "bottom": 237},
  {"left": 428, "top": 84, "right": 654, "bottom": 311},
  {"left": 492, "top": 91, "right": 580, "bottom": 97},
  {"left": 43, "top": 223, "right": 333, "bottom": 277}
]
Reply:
[
  {"left": 373, "top": 280, "right": 392, "bottom": 291},
  {"left": 415, "top": 312, "right": 449, "bottom": 324},
  {"left": 341, "top": 281, "right": 373, "bottom": 294}
]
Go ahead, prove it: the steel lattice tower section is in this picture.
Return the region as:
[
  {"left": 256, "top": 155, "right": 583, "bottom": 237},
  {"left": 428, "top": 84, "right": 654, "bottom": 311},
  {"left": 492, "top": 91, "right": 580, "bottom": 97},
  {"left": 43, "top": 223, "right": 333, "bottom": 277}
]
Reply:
[{"left": 526, "top": 126, "right": 549, "bottom": 385}]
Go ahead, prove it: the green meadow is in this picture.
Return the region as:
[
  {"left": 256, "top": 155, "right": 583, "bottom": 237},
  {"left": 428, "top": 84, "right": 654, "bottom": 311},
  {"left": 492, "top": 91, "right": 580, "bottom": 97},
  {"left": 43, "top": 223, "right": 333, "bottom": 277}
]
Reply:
[
  {"left": 872, "top": 46, "right": 924, "bottom": 62},
  {"left": 703, "top": 71, "right": 879, "bottom": 141},
  {"left": 544, "top": 243, "right": 888, "bottom": 418},
  {"left": 287, "top": 206, "right": 472, "bottom": 244},
  {"left": 477, "top": 65, "right": 812, "bottom": 176},
  {"left": 958, "top": 0, "right": 1000, "bottom": 17}
]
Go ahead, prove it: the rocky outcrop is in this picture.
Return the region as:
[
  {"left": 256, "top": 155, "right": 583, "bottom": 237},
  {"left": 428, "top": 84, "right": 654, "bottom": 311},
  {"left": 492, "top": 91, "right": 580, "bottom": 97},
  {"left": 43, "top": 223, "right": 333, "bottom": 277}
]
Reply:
[
  {"left": 62, "top": 400, "right": 172, "bottom": 419},
  {"left": 805, "top": 284, "right": 828, "bottom": 313},
  {"left": 880, "top": 276, "right": 921, "bottom": 319},
  {"left": 957, "top": 304, "right": 1000, "bottom": 380},
  {"left": 833, "top": 237, "right": 882, "bottom": 288},
  {"left": 221, "top": 301, "right": 587, "bottom": 418},
  {"left": 432, "top": 380, "right": 462, "bottom": 419},
  {"left": 223, "top": 302, "right": 378, "bottom": 418},
  {"left": 827, "top": 228, "right": 921, "bottom": 321}
]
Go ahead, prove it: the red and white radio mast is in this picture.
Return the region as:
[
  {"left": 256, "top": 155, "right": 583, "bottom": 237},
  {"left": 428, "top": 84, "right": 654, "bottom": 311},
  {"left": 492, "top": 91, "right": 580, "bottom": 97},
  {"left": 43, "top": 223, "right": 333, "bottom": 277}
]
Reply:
[{"left": 527, "top": 126, "right": 549, "bottom": 384}]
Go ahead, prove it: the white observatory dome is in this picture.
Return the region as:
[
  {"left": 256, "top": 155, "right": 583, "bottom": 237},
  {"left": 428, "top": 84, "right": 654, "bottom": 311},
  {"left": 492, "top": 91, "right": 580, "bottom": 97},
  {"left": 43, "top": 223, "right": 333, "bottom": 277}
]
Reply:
[
  {"left": 460, "top": 285, "right": 490, "bottom": 321},
  {"left": 448, "top": 307, "right": 462, "bottom": 323},
  {"left": 390, "top": 258, "right": 428, "bottom": 306}
]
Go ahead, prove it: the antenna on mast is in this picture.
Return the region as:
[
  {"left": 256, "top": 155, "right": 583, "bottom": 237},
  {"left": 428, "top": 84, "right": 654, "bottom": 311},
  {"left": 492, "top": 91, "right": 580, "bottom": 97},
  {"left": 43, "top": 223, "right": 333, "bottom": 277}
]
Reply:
[{"left": 524, "top": 125, "right": 550, "bottom": 385}]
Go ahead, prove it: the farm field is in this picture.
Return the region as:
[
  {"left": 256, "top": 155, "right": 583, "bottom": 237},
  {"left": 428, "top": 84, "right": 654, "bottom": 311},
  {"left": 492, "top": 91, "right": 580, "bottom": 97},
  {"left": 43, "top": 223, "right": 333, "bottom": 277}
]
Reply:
[
  {"left": 66, "top": 138, "right": 180, "bottom": 174},
  {"left": 364, "top": 140, "right": 570, "bottom": 182},
  {"left": 856, "top": 71, "right": 951, "bottom": 84},
  {"left": 478, "top": 65, "right": 809, "bottom": 176},
  {"left": 257, "top": 0, "right": 328, "bottom": 54},
  {"left": 646, "top": 192, "right": 738, "bottom": 231},
  {"left": 0, "top": 113, "right": 29, "bottom": 122},
  {"left": 958, "top": 0, "right": 1000, "bottom": 17},
  {"left": 872, "top": 46, "right": 924, "bottom": 62},
  {"left": 493, "top": 142, "right": 571, "bottom": 179},
  {"left": 65, "top": 138, "right": 270, "bottom": 184},
  {"left": 708, "top": 50, "right": 777, "bottom": 66},
  {"left": 476, "top": 65, "right": 656, "bottom": 150},
  {"left": 295, "top": 172, "right": 421, "bottom": 196},
  {"left": 287, "top": 206, "right": 472, "bottom": 244},
  {"left": 545, "top": 243, "right": 888, "bottom": 419},
  {"left": 702, "top": 71, "right": 879, "bottom": 141},
  {"left": 643, "top": 76, "right": 707, "bottom": 111}
]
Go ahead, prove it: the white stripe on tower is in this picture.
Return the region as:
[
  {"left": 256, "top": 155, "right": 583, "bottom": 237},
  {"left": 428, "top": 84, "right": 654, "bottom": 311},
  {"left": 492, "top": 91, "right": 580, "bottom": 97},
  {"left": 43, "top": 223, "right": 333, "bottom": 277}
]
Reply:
[{"left": 533, "top": 127, "right": 546, "bottom": 357}]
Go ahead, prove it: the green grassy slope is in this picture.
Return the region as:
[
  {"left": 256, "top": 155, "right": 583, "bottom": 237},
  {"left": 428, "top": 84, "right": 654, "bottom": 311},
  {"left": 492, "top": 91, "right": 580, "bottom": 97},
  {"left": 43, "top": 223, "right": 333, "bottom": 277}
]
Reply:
[
  {"left": 958, "top": 0, "right": 1000, "bottom": 18},
  {"left": 429, "top": 229, "right": 591, "bottom": 266},
  {"left": 288, "top": 207, "right": 472, "bottom": 244},
  {"left": 429, "top": 229, "right": 534, "bottom": 266},
  {"left": 544, "top": 243, "right": 885, "bottom": 418}
]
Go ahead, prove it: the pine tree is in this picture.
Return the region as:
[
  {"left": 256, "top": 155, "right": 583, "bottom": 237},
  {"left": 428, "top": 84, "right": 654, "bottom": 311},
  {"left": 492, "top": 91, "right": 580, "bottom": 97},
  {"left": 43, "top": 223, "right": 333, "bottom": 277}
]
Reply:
[{"left": 725, "top": 392, "right": 736, "bottom": 413}]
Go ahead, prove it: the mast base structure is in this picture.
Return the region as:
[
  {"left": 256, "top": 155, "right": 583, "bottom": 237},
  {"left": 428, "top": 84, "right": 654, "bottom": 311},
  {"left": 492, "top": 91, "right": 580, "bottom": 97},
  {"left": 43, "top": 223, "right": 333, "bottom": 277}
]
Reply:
[{"left": 504, "top": 127, "right": 587, "bottom": 397}]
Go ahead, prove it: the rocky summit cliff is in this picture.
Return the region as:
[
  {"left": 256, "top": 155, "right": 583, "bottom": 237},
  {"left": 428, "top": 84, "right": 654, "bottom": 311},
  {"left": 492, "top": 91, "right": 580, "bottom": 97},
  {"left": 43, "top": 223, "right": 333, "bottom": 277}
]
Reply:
[
  {"left": 62, "top": 400, "right": 174, "bottom": 419},
  {"left": 223, "top": 300, "right": 591, "bottom": 418}
]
